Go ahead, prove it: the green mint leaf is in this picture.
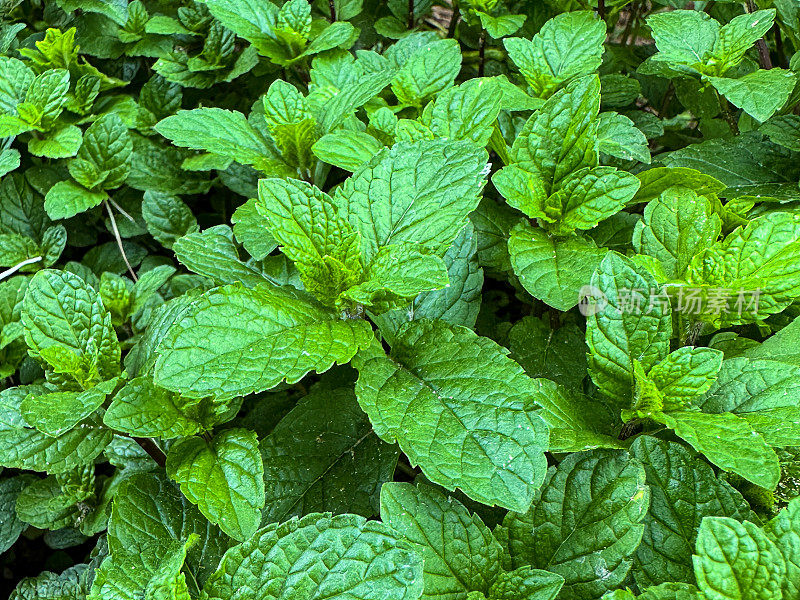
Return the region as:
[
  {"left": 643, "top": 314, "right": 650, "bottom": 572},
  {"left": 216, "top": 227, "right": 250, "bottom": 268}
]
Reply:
[
  {"left": 155, "top": 108, "right": 290, "bottom": 174},
  {"left": 103, "top": 376, "right": 202, "bottom": 439},
  {"left": 0, "top": 56, "right": 34, "bottom": 112},
  {"left": 342, "top": 243, "right": 448, "bottom": 306},
  {"left": 24, "top": 69, "right": 70, "bottom": 128},
  {"left": 380, "top": 481, "right": 563, "bottom": 600},
  {"left": 693, "top": 517, "right": 785, "bottom": 600},
  {"left": 391, "top": 38, "right": 461, "bottom": 106},
  {"left": 510, "top": 75, "right": 600, "bottom": 192},
  {"left": 486, "top": 567, "right": 564, "bottom": 600},
  {"left": 686, "top": 212, "right": 800, "bottom": 324},
  {"left": 707, "top": 70, "right": 796, "bottom": 123},
  {"left": 649, "top": 347, "right": 724, "bottom": 410},
  {"left": 312, "top": 131, "right": 383, "bottom": 172},
  {"left": 508, "top": 316, "right": 588, "bottom": 391},
  {"left": 256, "top": 177, "right": 362, "bottom": 304},
  {"left": 529, "top": 377, "right": 622, "bottom": 453},
  {"left": 646, "top": 10, "right": 719, "bottom": 75},
  {"left": 167, "top": 428, "right": 264, "bottom": 541},
  {"left": 694, "top": 357, "right": 800, "bottom": 446},
  {"left": 632, "top": 188, "right": 722, "bottom": 280},
  {"left": 11, "top": 564, "right": 90, "bottom": 600},
  {"left": 200, "top": 0, "right": 277, "bottom": 55},
  {"left": 200, "top": 513, "right": 424, "bottom": 600},
  {"left": 231, "top": 199, "right": 278, "bottom": 260},
  {"left": 21, "top": 269, "right": 120, "bottom": 382},
  {"left": 661, "top": 133, "right": 800, "bottom": 201},
  {"left": 596, "top": 112, "right": 651, "bottom": 164},
  {"left": 763, "top": 498, "right": 800, "bottom": 599},
  {"left": 262, "top": 80, "right": 319, "bottom": 174},
  {"left": 0, "top": 475, "right": 34, "bottom": 554},
  {"left": 475, "top": 12, "right": 526, "bottom": 40},
  {"left": 0, "top": 386, "right": 112, "bottom": 474},
  {"left": 334, "top": 139, "right": 488, "bottom": 265},
  {"left": 711, "top": 9, "right": 776, "bottom": 74},
  {"left": 585, "top": 253, "right": 672, "bottom": 406},
  {"left": 373, "top": 223, "right": 484, "bottom": 340},
  {"left": 426, "top": 78, "right": 503, "bottom": 147},
  {"left": 75, "top": 112, "right": 132, "bottom": 189},
  {"left": 28, "top": 124, "right": 82, "bottom": 159},
  {"left": 744, "top": 316, "right": 800, "bottom": 366},
  {"left": 509, "top": 223, "right": 607, "bottom": 311},
  {"left": 501, "top": 449, "right": 649, "bottom": 600},
  {"left": 759, "top": 114, "right": 800, "bottom": 151},
  {"left": 633, "top": 168, "right": 725, "bottom": 205},
  {"left": 381, "top": 481, "right": 502, "bottom": 596},
  {"left": 21, "top": 378, "right": 117, "bottom": 436},
  {"left": 504, "top": 12, "right": 605, "bottom": 98},
  {"left": 172, "top": 225, "right": 268, "bottom": 287},
  {"left": 108, "top": 472, "right": 231, "bottom": 587},
  {"left": 143, "top": 536, "right": 196, "bottom": 600},
  {"left": 354, "top": 319, "right": 549, "bottom": 512},
  {"left": 630, "top": 437, "right": 753, "bottom": 588},
  {"left": 141, "top": 191, "right": 199, "bottom": 250},
  {"left": 261, "top": 386, "right": 397, "bottom": 522},
  {"left": 656, "top": 411, "right": 780, "bottom": 489},
  {"left": 43, "top": 180, "right": 106, "bottom": 220},
  {"left": 154, "top": 282, "right": 374, "bottom": 399}
]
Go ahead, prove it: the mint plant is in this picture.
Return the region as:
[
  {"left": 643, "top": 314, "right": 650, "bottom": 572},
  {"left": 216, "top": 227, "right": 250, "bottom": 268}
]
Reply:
[{"left": 2, "top": 1, "right": 800, "bottom": 599}]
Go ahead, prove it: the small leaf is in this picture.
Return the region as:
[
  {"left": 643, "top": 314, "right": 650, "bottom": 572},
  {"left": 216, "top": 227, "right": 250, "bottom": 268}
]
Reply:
[{"left": 167, "top": 428, "right": 265, "bottom": 541}]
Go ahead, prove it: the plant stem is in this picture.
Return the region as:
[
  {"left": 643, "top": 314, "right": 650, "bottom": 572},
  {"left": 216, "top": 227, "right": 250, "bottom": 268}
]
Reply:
[
  {"left": 328, "top": 0, "right": 336, "bottom": 22},
  {"left": 0, "top": 256, "right": 42, "bottom": 281},
  {"left": 597, "top": 0, "right": 605, "bottom": 20},
  {"left": 716, "top": 91, "right": 740, "bottom": 135},
  {"left": 620, "top": 1, "right": 639, "bottom": 45},
  {"left": 408, "top": 0, "right": 414, "bottom": 29},
  {"left": 104, "top": 198, "right": 138, "bottom": 282},
  {"left": 134, "top": 437, "right": 167, "bottom": 468},
  {"left": 446, "top": 0, "right": 459, "bottom": 38},
  {"left": 618, "top": 420, "right": 641, "bottom": 441},
  {"left": 478, "top": 29, "right": 486, "bottom": 76},
  {"left": 746, "top": 0, "right": 773, "bottom": 69}
]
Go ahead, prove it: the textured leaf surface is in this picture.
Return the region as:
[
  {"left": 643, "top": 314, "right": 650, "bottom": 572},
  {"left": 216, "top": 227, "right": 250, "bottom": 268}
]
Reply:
[
  {"left": 504, "top": 12, "right": 605, "bottom": 98},
  {"left": 167, "top": 428, "right": 265, "bottom": 541},
  {"left": 155, "top": 282, "right": 374, "bottom": 399},
  {"left": 693, "top": 518, "right": 785, "bottom": 600},
  {"left": 630, "top": 437, "right": 753, "bottom": 588},
  {"left": 509, "top": 223, "right": 607, "bottom": 311},
  {"left": 695, "top": 357, "right": 800, "bottom": 446},
  {"left": 333, "top": 139, "right": 487, "bottom": 265},
  {"left": 108, "top": 472, "right": 231, "bottom": 587},
  {"left": 21, "top": 269, "right": 119, "bottom": 381},
  {"left": 633, "top": 188, "right": 721, "bottom": 280},
  {"left": 201, "top": 512, "right": 424, "bottom": 600},
  {"left": 260, "top": 387, "right": 397, "bottom": 523},
  {"left": 585, "top": 253, "right": 672, "bottom": 406},
  {"left": 657, "top": 411, "right": 780, "bottom": 489},
  {"left": 355, "top": 320, "right": 549, "bottom": 512},
  {"left": 104, "top": 376, "right": 202, "bottom": 439},
  {"left": 155, "top": 108, "right": 288, "bottom": 173},
  {"left": 501, "top": 449, "right": 649, "bottom": 600},
  {"left": 380, "top": 482, "right": 503, "bottom": 600}
]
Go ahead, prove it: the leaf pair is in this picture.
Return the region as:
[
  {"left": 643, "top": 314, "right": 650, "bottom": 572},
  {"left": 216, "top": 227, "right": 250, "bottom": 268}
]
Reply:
[{"left": 644, "top": 9, "right": 796, "bottom": 122}]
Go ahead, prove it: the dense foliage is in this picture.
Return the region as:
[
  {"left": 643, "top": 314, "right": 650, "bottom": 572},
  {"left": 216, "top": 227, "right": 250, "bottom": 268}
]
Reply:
[{"left": 1, "top": 0, "right": 800, "bottom": 598}]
